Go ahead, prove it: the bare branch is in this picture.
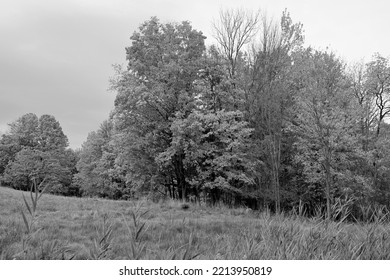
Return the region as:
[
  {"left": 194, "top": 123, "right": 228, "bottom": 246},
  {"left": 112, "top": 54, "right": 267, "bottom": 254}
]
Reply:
[{"left": 212, "top": 8, "right": 260, "bottom": 78}]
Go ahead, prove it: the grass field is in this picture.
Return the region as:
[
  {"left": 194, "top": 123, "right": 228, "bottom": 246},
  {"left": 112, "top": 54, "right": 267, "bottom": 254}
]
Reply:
[{"left": 1, "top": 186, "right": 390, "bottom": 260}]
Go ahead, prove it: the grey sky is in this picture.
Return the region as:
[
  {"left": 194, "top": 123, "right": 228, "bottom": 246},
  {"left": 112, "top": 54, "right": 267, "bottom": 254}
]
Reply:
[{"left": 1, "top": 0, "right": 390, "bottom": 148}]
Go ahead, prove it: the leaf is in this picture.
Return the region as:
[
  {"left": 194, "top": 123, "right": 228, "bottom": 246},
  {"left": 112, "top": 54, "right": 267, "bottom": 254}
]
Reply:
[
  {"left": 20, "top": 210, "right": 30, "bottom": 233},
  {"left": 22, "top": 195, "right": 32, "bottom": 216},
  {"left": 131, "top": 212, "right": 137, "bottom": 228},
  {"left": 135, "top": 222, "right": 146, "bottom": 240},
  {"left": 38, "top": 178, "right": 48, "bottom": 200}
]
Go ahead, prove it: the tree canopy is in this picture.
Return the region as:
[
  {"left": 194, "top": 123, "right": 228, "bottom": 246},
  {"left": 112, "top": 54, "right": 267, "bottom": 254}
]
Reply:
[
  {"left": 2, "top": 11, "right": 390, "bottom": 222},
  {"left": 0, "top": 113, "right": 76, "bottom": 195}
]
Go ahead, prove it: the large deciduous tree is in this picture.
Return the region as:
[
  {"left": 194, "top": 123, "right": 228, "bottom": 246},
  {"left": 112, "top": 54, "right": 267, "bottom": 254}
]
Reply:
[
  {"left": 36, "top": 114, "right": 69, "bottom": 151},
  {"left": 0, "top": 113, "right": 74, "bottom": 194},
  {"left": 111, "top": 17, "right": 206, "bottom": 200}
]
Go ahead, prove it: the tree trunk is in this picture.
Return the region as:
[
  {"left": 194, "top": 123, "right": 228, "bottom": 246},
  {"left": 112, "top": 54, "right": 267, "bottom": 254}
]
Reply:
[
  {"left": 173, "top": 152, "right": 187, "bottom": 201},
  {"left": 269, "top": 133, "right": 282, "bottom": 213}
]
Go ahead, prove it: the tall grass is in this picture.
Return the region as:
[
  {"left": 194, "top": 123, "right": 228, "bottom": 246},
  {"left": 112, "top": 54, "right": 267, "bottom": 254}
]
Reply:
[
  {"left": 15, "top": 178, "right": 48, "bottom": 259},
  {"left": 122, "top": 200, "right": 149, "bottom": 259},
  {"left": 1, "top": 186, "right": 390, "bottom": 259},
  {"left": 87, "top": 213, "right": 114, "bottom": 259}
]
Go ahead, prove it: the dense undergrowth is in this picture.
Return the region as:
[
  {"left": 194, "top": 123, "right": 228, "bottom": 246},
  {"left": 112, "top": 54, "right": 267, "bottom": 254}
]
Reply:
[{"left": 1, "top": 186, "right": 390, "bottom": 260}]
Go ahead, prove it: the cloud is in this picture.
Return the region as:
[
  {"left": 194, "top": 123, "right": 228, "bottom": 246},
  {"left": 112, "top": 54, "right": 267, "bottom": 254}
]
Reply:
[{"left": 0, "top": 1, "right": 128, "bottom": 147}]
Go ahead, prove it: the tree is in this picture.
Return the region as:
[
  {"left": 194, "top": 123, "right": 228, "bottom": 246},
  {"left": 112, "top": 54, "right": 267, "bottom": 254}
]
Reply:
[
  {"left": 348, "top": 55, "right": 390, "bottom": 198},
  {"left": 212, "top": 8, "right": 260, "bottom": 80},
  {"left": 371, "top": 122, "right": 390, "bottom": 207},
  {"left": 0, "top": 113, "right": 73, "bottom": 194},
  {"left": 365, "top": 54, "right": 390, "bottom": 138},
  {"left": 212, "top": 8, "right": 261, "bottom": 112},
  {"left": 111, "top": 17, "right": 206, "bottom": 200},
  {"left": 362, "top": 54, "right": 390, "bottom": 192},
  {"left": 0, "top": 134, "right": 20, "bottom": 177},
  {"left": 2, "top": 148, "right": 71, "bottom": 193},
  {"left": 196, "top": 45, "right": 227, "bottom": 112},
  {"left": 0, "top": 113, "right": 38, "bottom": 178},
  {"left": 290, "top": 50, "right": 364, "bottom": 220},
  {"left": 61, "top": 148, "right": 81, "bottom": 196},
  {"left": 348, "top": 61, "right": 377, "bottom": 151},
  {"left": 156, "top": 109, "right": 254, "bottom": 205},
  {"left": 36, "top": 114, "right": 69, "bottom": 151},
  {"left": 74, "top": 119, "right": 127, "bottom": 198},
  {"left": 8, "top": 113, "right": 39, "bottom": 148},
  {"left": 244, "top": 10, "right": 304, "bottom": 212},
  {"left": 75, "top": 129, "right": 106, "bottom": 197}
]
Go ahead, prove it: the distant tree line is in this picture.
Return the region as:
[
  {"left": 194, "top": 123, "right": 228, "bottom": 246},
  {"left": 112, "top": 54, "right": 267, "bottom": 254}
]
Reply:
[{"left": 2, "top": 9, "right": 390, "bottom": 220}]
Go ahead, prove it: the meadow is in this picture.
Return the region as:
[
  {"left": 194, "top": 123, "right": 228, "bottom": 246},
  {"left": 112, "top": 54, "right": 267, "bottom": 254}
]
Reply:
[{"left": 1, "top": 186, "right": 390, "bottom": 260}]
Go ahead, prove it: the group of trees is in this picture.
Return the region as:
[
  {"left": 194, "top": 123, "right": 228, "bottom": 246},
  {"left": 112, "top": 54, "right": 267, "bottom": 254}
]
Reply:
[
  {"left": 2, "top": 9, "right": 390, "bottom": 220},
  {"left": 0, "top": 113, "right": 79, "bottom": 195}
]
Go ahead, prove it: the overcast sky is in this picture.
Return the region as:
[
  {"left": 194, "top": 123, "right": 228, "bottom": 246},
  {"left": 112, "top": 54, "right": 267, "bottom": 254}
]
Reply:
[{"left": 1, "top": 0, "right": 390, "bottom": 148}]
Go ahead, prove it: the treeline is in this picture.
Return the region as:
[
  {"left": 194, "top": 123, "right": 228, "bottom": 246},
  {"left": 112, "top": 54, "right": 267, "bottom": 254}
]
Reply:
[{"left": 2, "top": 9, "right": 390, "bottom": 220}]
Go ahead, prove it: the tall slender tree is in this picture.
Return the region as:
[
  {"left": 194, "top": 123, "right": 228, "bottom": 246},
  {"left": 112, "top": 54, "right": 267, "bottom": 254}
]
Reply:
[{"left": 291, "top": 50, "right": 363, "bottom": 220}]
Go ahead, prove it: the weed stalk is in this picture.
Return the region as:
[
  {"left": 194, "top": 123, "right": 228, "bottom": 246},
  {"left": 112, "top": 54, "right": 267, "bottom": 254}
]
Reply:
[{"left": 17, "top": 177, "right": 48, "bottom": 258}]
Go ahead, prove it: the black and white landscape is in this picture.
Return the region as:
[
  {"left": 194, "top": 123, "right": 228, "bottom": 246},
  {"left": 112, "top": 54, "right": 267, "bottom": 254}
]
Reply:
[{"left": 1, "top": 0, "right": 390, "bottom": 260}]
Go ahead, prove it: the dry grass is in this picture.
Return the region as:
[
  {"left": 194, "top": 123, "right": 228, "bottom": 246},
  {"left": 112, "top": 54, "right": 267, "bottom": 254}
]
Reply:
[{"left": 1, "top": 186, "right": 390, "bottom": 259}]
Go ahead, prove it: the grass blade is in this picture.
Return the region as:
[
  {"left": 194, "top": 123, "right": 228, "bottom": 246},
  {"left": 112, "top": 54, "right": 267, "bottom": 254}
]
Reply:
[
  {"left": 20, "top": 210, "right": 30, "bottom": 233},
  {"left": 22, "top": 195, "right": 32, "bottom": 216},
  {"left": 135, "top": 222, "right": 146, "bottom": 240}
]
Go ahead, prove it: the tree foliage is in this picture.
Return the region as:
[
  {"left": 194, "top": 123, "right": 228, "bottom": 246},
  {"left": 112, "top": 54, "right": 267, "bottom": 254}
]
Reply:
[
  {"left": 0, "top": 113, "right": 75, "bottom": 195},
  {"left": 290, "top": 50, "right": 366, "bottom": 219},
  {"left": 3, "top": 10, "right": 390, "bottom": 221},
  {"left": 85, "top": 12, "right": 390, "bottom": 218}
]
